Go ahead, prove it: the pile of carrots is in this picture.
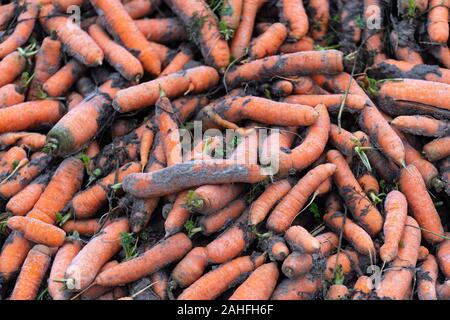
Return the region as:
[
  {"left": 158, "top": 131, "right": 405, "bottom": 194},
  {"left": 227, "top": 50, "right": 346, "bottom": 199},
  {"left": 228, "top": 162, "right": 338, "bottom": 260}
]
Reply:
[{"left": 0, "top": 0, "right": 448, "bottom": 301}]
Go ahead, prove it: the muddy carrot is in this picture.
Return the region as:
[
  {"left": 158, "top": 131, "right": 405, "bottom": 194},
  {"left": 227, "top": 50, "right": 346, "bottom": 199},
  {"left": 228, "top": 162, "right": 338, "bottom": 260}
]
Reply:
[
  {"left": 135, "top": 17, "right": 186, "bottom": 43},
  {"left": 0, "top": 83, "right": 25, "bottom": 109},
  {"left": 0, "top": 51, "right": 26, "bottom": 88},
  {"left": 278, "top": 0, "right": 309, "bottom": 40},
  {"left": 170, "top": 247, "right": 209, "bottom": 289},
  {"left": 417, "top": 254, "right": 439, "bottom": 300},
  {"left": 352, "top": 275, "right": 373, "bottom": 300},
  {"left": 391, "top": 116, "right": 450, "bottom": 138},
  {"left": 308, "top": 0, "right": 330, "bottom": 40},
  {"left": 268, "top": 236, "right": 290, "bottom": 261},
  {"left": 271, "top": 274, "right": 320, "bottom": 300},
  {"left": 249, "top": 23, "right": 287, "bottom": 60},
  {"left": 423, "top": 137, "right": 450, "bottom": 162},
  {"left": 0, "top": 2, "right": 15, "bottom": 31},
  {"left": 281, "top": 252, "right": 313, "bottom": 278},
  {"left": 0, "top": 231, "right": 33, "bottom": 283},
  {"left": 279, "top": 36, "right": 314, "bottom": 53},
  {"left": 329, "top": 124, "right": 359, "bottom": 157},
  {"left": 159, "top": 45, "right": 193, "bottom": 78},
  {"left": 80, "top": 260, "right": 119, "bottom": 300}
]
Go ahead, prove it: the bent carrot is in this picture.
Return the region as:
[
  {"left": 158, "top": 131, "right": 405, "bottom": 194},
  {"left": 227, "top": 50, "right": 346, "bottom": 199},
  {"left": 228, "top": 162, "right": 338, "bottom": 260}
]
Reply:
[
  {"left": 380, "top": 191, "right": 408, "bottom": 263},
  {"left": 399, "top": 165, "right": 445, "bottom": 244},
  {"left": 9, "top": 245, "right": 52, "bottom": 300},
  {"left": 267, "top": 163, "right": 336, "bottom": 233},
  {"left": 96, "top": 233, "right": 192, "bottom": 287},
  {"left": 229, "top": 262, "right": 279, "bottom": 300}
]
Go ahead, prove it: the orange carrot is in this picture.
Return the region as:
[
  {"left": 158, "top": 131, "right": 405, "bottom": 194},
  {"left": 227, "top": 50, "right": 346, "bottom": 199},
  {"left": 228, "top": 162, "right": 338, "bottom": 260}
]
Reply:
[
  {"left": 329, "top": 124, "right": 359, "bottom": 157},
  {"left": 48, "top": 240, "right": 83, "bottom": 300},
  {"left": 124, "top": 0, "right": 161, "bottom": 19},
  {"left": 225, "top": 50, "right": 344, "bottom": 88},
  {"left": 423, "top": 136, "right": 450, "bottom": 162},
  {"left": 271, "top": 273, "right": 320, "bottom": 300},
  {"left": 282, "top": 252, "right": 313, "bottom": 278},
  {"left": 96, "top": 233, "right": 192, "bottom": 287},
  {"left": 436, "top": 233, "right": 450, "bottom": 278},
  {"left": 229, "top": 262, "right": 279, "bottom": 300},
  {"left": 324, "top": 252, "right": 353, "bottom": 281},
  {"left": 178, "top": 253, "right": 265, "bottom": 300},
  {"left": 278, "top": 0, "right": 309, "bottom": 40},
  {"left": 28, "top": 35, "right": 62, "bottom": 100},
  {"left": 0, "top": 3, "right": 15, "bottom": 31},
  {"left": 417, "top": 254, "right": 439, "bottom": 300},
  {"left": 27, "top": 157, "right": 83, "bottom": 225},
  {"left": 62, "top": 219, "right": 104, "bottom": 236},
  {"left": 188, "top": 183, "right": 244, "bottom": 215},
  {"left": 267, "top": 163, "right": 336, "bottom": 233},
  {"left": 113, "top": 66, "right": 219, "bottom": 113},
  {"left": 352, "top": 275, "right": 373, "bottom": 300},
  {"left": 0, "top": 100, "right": 65, "bottom": 134},
  {"left": 0, "top": 51, "right": 26, "bottom": 88},
  {"left": 71, "top": 162, "right": 141, "bottom": 219},
  {"left": 284, "top": 94, "right": 367, "bottom": 114},
  {"left": 379, "top": 191, "right": 408, "bottom": 263},
  {"left": 327, "top": 150, "right": 384, "bottom": 236},
  {"left": 150, "top": 269, "right": 169, "bottom": 300},
  {"left": 159, "top": 44, "right": 193, "bottom": 78},
  {"left": 66, "top": 92, "right": 84, "bottom": 111},
  {"left": 326, "top": 284, "right": 349, "bottom": 300},
  {"left": 357, "top": 173, "right": 380, "bottom": 202},
  {"left": 0, "top": 1, "right": 37, "bottom": 59},
  {"left": 400, "top": 165, "right": 445, "bottom": 244},
  {"left": 279, "top": 36, "right": 314, "bottom": 53},
  {"left": 9, "top": 245, "right": 52, "bottom": 300},
  {"left": 220, "top": 0, "right": 243, "bottom": 30},
  {"left": 135, "top": 17, "right": 186, "bottom": 44},
  {"left": 6, "top": 174, "right": 50, "bottom": 216},
  {"left": 171, "top": 246, "right": 209, "bottom": 289},
  {"left": 40, "top": 4, "right": 104, "bottom": 66},
  {"left": 376, "top": 217, "right": 422, "bottom": 300},
  {"left": 42, "top": 59, "right": 86, "bottom": 97},
  {"left": 308, "top": 0, "right": 330, "bottom": 40},
  {"left": 88, "top": 24, "right": 144, "bottom": 81},
  {"left": 0, "top": 231, "right": 33, "bottom": 283},
  {"left": 65, "top": 219, "right": 129, "bottom": 290},
  {"left": 284, "top": 226, "right": 321, "bottom": 254},
  {"left": 418, "top": 246, "right": 430, "bottom": 262},
  {"left": 8, "top": 216, "right": 66, "bottom": 247},
  {"left": 249, "top": 23, "right": 287, "bottom": 60},
  {"left": 268, "top": 236, "right": 290, "bottom": 261},
  {"left": 428, "top": 0, "right": 449, "bottom": 44},
  {"left": 317, "top": 231, "right": 339, "bottom": 257},
  {"left": 80, "top": 260, "right": 119, "bottom": 300},
  {"left": 111, "top": 119, "right": 139, "bottom": 138},
  {"left": 0, "top": 83, "right": 25, "bottom": 109},
  {"left": 198, "top": 198, "right": 246, "bottom": 235},
  {"left": 391, "top": 116, "right": 450, "bottom": 138}
]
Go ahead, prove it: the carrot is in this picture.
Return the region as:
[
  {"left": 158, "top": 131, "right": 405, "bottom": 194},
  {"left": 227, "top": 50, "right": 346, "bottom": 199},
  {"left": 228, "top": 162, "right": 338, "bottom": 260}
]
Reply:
[
  {"left": 379, "top": 191, "right": 408, "bottom": 263},
  {"left": 111, "top": 119, "right": 139, "bottom": 138},
  {"left": 418, "top": 246, "right": 430, "bottom": 262},
  {"left": 268, "top": 236, "right": 290, "bottom": 261},
  {"left": 48, "top": 240, "right": 83, "bottom": 300},
  {"left": 437, "top": 280, "right": 450, "bottom": 300},
  {"left": 249, "top": 179, "right": 292, "bottom": 226},
  {"left": 230, "top": 0, "right": 266, "bottom": 59},
  {"left": 430, "top": 45, "right": 450, "bottom": 69},
  {"left": 0, "top": 153, "right": 52, "bottom": 200},
  {"left": 0, "top": 2, "right": 15, "bottom": 31},
  {"left": 64, "top": 219, "right": 129, "bottom": 290},
  {"left": 376, "top": 217, "right": 422, "bottom": 300},
  {"left": 46, "top": 76, "right": 125, "bottom": 156},
  {"left": 324, "top": 252, "right": 353, "bottom": 281},
  {"left": 159, "top": 45, "right": 193, "bottom": 78},
  {"left": 123, "top": 160, "right": 265, "bottom": 198},
  {"left": 165, "top": 0, "right": 230, "bottom": 69},
  {"left": 284, "top": 226, "right": 321, "bottom": 254},
  {"left": 62, "top": 219, "right": 104, "bottom": 236},
  {"left": 42, "top": 59, "right": 86, "bottom": 97},
  {"left": 308, "top": 0, "right": 330, "bottom": 40},
  {"left": 278, "top": 37, "right": 314, "bottom": 54},
  {"left": 370, "top": 59, "right": 450, "bottom": 85},
  {"left": 6, "top": 174, "right": 51, "bottom": 216},
  {"left": 12, "top": 133, "right": 47, "bottom": 151},
  {"left": 188, "top": 183, "right": 244, "bottom": 215},
  {"left": 88, "top": 24, "right": 143, "bottom": 81},
  {"left": 28, "top": 35, "right": 62, "bottom": 100},
  {"left": 440, "top": 157, "right": 450, "bottom": 196},
  {"left": 139, "top": 128, "right": 154, "bottom": 170},
  {"left": 271, "top": 273, "right": 320, "bottom": 300},
  {"left": 268, "top": 80, "right": 293, "bottom": 97},
  {"left": 278, "top": 0, "right": 309, "bottom": 40},
  {"left": 352, "top": 275, "right": 373, "bottom": 300},
  {"left": 199, "top": 96, "right": 319, "bottom": 130},
  {"left": 25, "top": 158, "right": 82, "bottom": 225},
  {"left": 80, "top": 260, "right": 119, "bottom": 300},
  {"left": 327, "top": 150, "right": 384, "bottom": 236},
  {"left": 436, "top": 233, "right": 450, "bottom": 278},
  {"left": 0, "top": 83, "right": 25, "bottom": 109},
  {"left": 267, "top": 163, "right": 336, "bottom": 233},
  {"left": 323, "top": 211, "right": 375, "bottom": 256},
  {"left": 428, "top": 0, "right": 449, "bottom": 44},
  {"left": 220, "top": 0, "right": 242, "bottom": 30},
  {"left": 249, "top": 23, "right": 287, "bottom": 60},
  {"left": 113, "top": 66, "right": 219, "bottom": 113},
  {"left": 71, "top": 162, "right": 141, "bottom": 219},
  {"left": 329, "top": 124, "right": 359, "bottom": 157},
  {"left": 357, "top": 173, "right": 380, "bottom": 202},
  {"left": 96, "top": 233, "right": 192, "bottom": 287},
  {"left": 150, "top": 269, "right": 169, "bottom": 300},
  {"left": 0, "top": 231, "right": 33, "bottom": 283},
  {"left": 229, "top": 262, "right": 279, "bottom": 300},
  {"left": 282, "top": 252, "right": 313, "bottom": 278},
  {"left": 225, "top": 50, "right": 343, "bottom": 89},
  {"left": 284, "top": 94, "right": 367, "bottom": 114},
  {"left": 124, "top": 0, "right": 161, "bottom": 19},
  {"left": 316, "top": 231, "right": 339, "bottom": 257},
  {"left": 198, "top": 198, "right": 246, "bottom": 235},
  {"left": 170, "top": 246, "right": 209, "bottom": 289},
  {"left": 135, "top": 18, "right": 186, "bottom": 44},
  {"left": 391, "top": 116, "right": 450, "bottom": 138},
  {"left": 0, "top": 99, "right": 65, "bottom": 134},
  {"left": 379, "top": 79, "right": 450, "bottom": 112},
  {"left": 178, "top": 253, "right": 265, "bottom": 300},
  {"left": 417, "top": 254, "right": 439, "bottom": 300},
  {"left": 67, "top": 92, "right": 84, "bottom": 111},
  {"left": 423, "top": 137, "right": 450, "bottom": 162},
  {"left": 326, "top": 284, "right": 349, "bottom": 300},
  {"left": 0, "top": 51, "right": 26, "bottom": 88},
  {"left": 0, "top": 1, "right": 37, "bottom": 59},
  {"left": 400, "top": 165, "right": 445, "bottom": 244},
  {"left": 39, "top": 4, "right": 104, "bottom": 67},
  {"left": 9, "top": 245, "right": 52, "bottom": 300},
  {"left": 7, "top": 216, "right": 66, "bottom": 247},
  {"left": 339, "top": 0, "right": 363, "bottom": 53},
  {"left": 0, "top": 146, "right": 27, "bottom": 176}
]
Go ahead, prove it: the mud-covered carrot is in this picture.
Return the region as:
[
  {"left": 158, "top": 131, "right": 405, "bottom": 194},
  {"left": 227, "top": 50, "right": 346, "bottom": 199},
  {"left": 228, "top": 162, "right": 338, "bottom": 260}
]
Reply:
[
  {"left": 267, "top": 164, "right": 336, "bottom": 233},
  {"left": 43, "top": 59, "right": 86, "bottom": 97},
  {"left": 279, "top": 36, "right": 314, "bottom": 53},
  {"left": 159, "top": 44, "right": 193, "bottom": 78},
  {"left": 423, "top": 137, "right": 450, "bottom": 162},
  {"left": 96, "top": 233, "right": 192, "bottom": 287},
  {"left": 391, "top": 116, "right": 450, "bottom": 138},
  {"left": 0, "top": 51, "right": 26, "bottom": 88},
  {"left": 417, "top": 254, "right": 439, "bottom": 300},
  {"left": 249, "top": 23, "right": 287, "bottom": 60},
  {"left": 135, "top": 18, "right": 187, "bottom": 44},
  {"left": 9, "top": 245, "right": 52, "bottom": 300},
  {"left": 271, "top": 273, "right": 320, "bottom": 300},
  {"left": 278, "top": 0, "right": 309, "bottom": 40},
  {"left": 0, "top": 231, "right": 33, "bottom": 283},
  {"left": 268, "top": 237, "right": 290, "bottom": 261},
  {"left": 308, "top": 0, "right": 330, "bottom": 40},
  {"left": 352, "top": 275, "right": 373, "bottom": 300},
  {"left": 0, "top": 83, "right": 26, "bottom": 109},
  {"left": 0, "top": 2, "right": 15, "bottom": 31},
  {"left": 281, "top": 252, "right": 313, "bottom": 278}
]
